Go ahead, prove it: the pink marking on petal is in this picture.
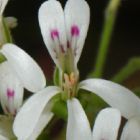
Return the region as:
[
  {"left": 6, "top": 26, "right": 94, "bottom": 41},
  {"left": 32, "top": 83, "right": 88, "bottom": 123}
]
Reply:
[
  {"left": 5, "top": 105, "right": 10, "bottom": 113},
  {"left": 71, "top": 25, "right": 80, "bottom": 36},
  {"left": 51, "top": 29, "right": 59, "bottom": 40},
  {"left": 60, "top": 45, "right": 65, "bottom": 53},
  {"left": 7, "top": 88, "right": 15, "bottom": 99}
]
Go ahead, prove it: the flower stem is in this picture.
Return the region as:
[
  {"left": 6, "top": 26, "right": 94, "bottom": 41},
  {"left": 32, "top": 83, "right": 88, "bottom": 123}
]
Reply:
[
  {"left": 112, "top": 57, "right": 140, "bottom": 83},
  {"left": 0, "top": 16, "right": 13, "bottom": 63},
  {"left": 2, "top": 17, "right": 13, "bottom": 43},
  {"left": 91, "top": 0, "right": 120, "bottom": 78}
]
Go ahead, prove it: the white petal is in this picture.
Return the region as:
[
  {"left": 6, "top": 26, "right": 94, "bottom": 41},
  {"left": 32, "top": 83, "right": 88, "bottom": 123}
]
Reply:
[
  {"left": 0, "top": 62, "right": 24, "bottom": 115},
  {"left": 64, "top": 0, "right": 90, "bottom": 64},
  {"left": 0, "top": 115, "right": 15, "bottom": 139},
  {"left": 67, "top": 98, "right": 92, "bottom": 140},
  {"left": 1, "top": 43, "right": 46, "bottom": 92},
  {"left": 38, "top": 0, "right": 67, "bottom": 69},
  {"left": 0, "top": 0, "right": 8, "bottom": 15},
  {"left": 0, "top": 135, "right": 9, "bottom": 140},
  {"left": 92, "top": 108, "right": 121, "bottom": 140},
  {"left": 121, "top": 117, "right": 140, "bottom": 140},
  {"left": 4, "top": 17, "right": 18, "bottom": 29},
  {"left": 79, "top": 79, "right": 140, "bottom": 119},
  {"left": 13, "top": 86, "right": 61, "bottom": 140}
]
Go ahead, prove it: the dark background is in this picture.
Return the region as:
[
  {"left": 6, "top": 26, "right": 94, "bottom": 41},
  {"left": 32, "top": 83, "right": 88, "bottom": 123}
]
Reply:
[{"left": 4, "top": 0, "right": 140, "bottom": 82}]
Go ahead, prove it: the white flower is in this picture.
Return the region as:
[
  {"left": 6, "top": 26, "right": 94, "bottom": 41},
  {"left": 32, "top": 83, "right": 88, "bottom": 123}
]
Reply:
[
  {"left": 13, "top": 0, "right": 140, "bottom": 140},
  {"left": 0, "top": 43, "right": 46, "bottom": 139},
  {"left": 0, "top": 43, "right": 46, "bottom": 115}
]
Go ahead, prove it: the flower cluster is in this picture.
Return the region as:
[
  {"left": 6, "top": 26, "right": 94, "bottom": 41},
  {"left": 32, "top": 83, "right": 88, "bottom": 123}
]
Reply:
[{"left": 0, "top": 0, "right": 140, "bottom": 140}]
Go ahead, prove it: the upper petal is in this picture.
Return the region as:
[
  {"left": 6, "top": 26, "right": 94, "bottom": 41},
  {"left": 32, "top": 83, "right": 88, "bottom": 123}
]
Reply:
[
  {"left": 38, "top": 0, "right": 67, "bottom": 69},
  {"left": 120, "top": 117, "right": 140, "bottom": 140},
  {"left": 64, "top": 0, "right": 90, "bottom": 64},
  {"left": 92, "top": 108, "right": 121, "bottom": 140},
  {"left": 0, "top": 0, "right": 8, "bottom": 15},
  {"left": 1, "top": 43, "right": 46, "bottom": 92},
  {"left": 79, "top": 78, "right": 140, "bottom": 119},
  {"left": 13, "top": 86, "right": 61, "bottom": 140},
  {"left": 67, "top": 98, "right": 92, "bottom": 140},
  {"left": 0, "top": 62, "right": 24, "bottom": 115}
]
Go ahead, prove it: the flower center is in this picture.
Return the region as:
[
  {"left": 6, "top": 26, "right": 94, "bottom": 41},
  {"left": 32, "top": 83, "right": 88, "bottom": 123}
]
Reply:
[{"left": 61, "top": 72, "right": 78, "bottom": 100}]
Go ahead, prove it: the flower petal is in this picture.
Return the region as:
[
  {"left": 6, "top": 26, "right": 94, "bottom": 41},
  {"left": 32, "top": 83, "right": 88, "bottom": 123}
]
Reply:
[
  {"left": 1, "top": 43, "right": 46, "bottom": 92},
  {"left": 0, "top": 0, "right": 8, "bottom": 15},
  {"left": 0, "top": 115, "right": 15, "bottom": 139},
  {"left": 120, "top": 117, "right": 140, "bottom": 140},
  {"left": 13, "top": 86, "right": 61, "bottom": 140},
  {"left": 64, "top": 0, "right": 90, "bottom": 64},
  {"left": 38, "top": 0, "right": 67, "bottom": 69},
  {"left": 0, "top": 135, "right": 9, "bottom": 140},
  {"left": 0, "top": 62, "right": 24, "bottom": 115},
  {"left": 79, "top": 79, "right": 140, "bottom": 119},
  {"left": 67, "top": 98, "right": 92, "bottom": 140},
  {"left": 92, "top": 108, "right": 121, "bottom": 140}
]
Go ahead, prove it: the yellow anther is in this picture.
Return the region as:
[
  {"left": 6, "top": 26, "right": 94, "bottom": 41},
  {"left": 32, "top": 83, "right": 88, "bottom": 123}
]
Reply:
[
  {"left": 70, "top": 72, "right": 76, "bottom": 85},
  {"left": 64, "top": 73, "right": 70, "bottom": 86}
]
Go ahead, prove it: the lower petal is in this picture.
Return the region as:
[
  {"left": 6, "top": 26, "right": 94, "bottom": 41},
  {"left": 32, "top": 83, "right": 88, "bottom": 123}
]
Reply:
[
  {"left": 121, "top": 117, "right": 140, "bottom": 140},
  {"left": 67, "top": 98, "right": 92, "bottom": 140},
  {"left": 13, "top": 86, "right": 61, "bottom": 140},
  {"left": 79, "top": 79, "right": 140, "bottom": 119},
  {"left": 92, "top": 108, "right": 121, "bottom": 140}
]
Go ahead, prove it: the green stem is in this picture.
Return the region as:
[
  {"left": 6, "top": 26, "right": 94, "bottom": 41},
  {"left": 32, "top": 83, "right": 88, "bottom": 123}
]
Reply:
[
  {"left": 2, "top": 16, "right": 13, "bottom": 43},
  {"left": 112, "top": 57, "right": 140, "bottom": 83},
  {"left": 91, "top": 0, "right": 120, "bottom": 78},
  {"left": 0, "top": 16, "right": 13, "bottom": 63}
]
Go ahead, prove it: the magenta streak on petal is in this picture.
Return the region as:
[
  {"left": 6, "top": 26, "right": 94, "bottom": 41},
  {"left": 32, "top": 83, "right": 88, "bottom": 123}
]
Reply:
[
  {"left": 51, "top": 29, "right": 59, "bottom": 40},
  {"left": 7, "top": 88, "right": 15, "bottom": 99},
  {"left": 5, "top": 105, "right": 10, "bottom": 113},
  {"left": 60, "top": 44, "right": 65, "bottom": 53},
  {"left": 71, "top": 25, "right": 80, "bottom": 36}
]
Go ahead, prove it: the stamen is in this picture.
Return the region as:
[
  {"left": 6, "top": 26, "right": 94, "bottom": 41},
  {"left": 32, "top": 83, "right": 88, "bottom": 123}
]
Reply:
[
  {"left": 70, "top": 72, "right": 76, "bottom": 85},
  {"left": 64, "top": 73, "right": 70, "bottom": 87},
  {"left": 71, "top": 25, "right": 80, "bottom": 36}
]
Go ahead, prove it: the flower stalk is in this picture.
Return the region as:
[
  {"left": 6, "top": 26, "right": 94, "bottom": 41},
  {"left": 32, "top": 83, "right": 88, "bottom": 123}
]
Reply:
[{"left": 91, "top": 0, "right": 121, "bottom": 78}]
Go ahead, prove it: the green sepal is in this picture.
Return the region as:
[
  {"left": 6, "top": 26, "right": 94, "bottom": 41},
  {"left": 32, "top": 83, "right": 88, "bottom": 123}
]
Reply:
[
  {"left": 51, "top": 94, "right": 67, "bottom": 121},
  {"left": 53, "top": 67, "right": 60, "bottom": 86},
  {"left": 0, "top": 53, "right": 6, "bottom": 63}
]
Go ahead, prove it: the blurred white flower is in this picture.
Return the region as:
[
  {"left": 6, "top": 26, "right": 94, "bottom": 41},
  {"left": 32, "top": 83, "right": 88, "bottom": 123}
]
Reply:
[{"left": 0, "top": 44, "right": 46, "bottom": 139}]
